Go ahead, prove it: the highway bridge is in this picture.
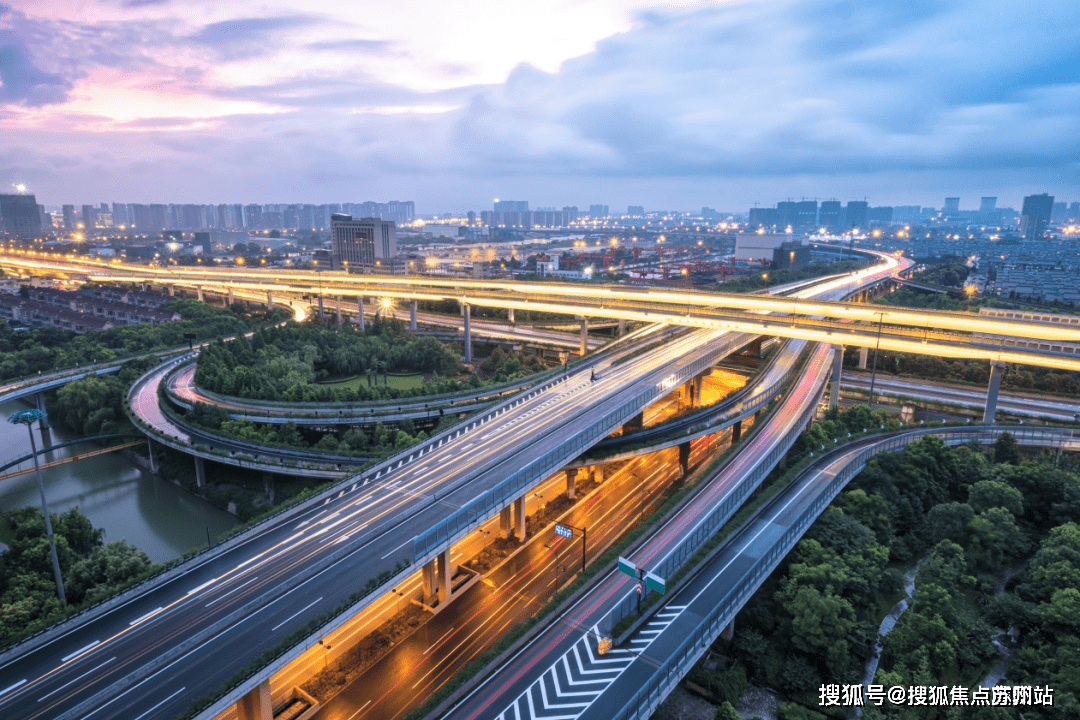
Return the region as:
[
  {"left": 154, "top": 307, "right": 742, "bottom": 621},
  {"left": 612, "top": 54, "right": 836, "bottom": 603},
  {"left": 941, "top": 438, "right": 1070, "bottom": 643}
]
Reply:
[{"left": 0, "top": 251, "right": 1070, "bottom": 720}]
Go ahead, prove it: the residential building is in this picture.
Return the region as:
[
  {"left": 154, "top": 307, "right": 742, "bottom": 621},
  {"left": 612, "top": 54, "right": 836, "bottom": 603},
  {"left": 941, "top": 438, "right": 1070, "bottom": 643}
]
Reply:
[{"left": 330, "top": 214, "right": 398, "bottom": 272}]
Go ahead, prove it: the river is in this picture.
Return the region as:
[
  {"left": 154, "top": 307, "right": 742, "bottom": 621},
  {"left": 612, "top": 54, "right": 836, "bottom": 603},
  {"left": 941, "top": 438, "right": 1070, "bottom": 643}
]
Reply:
[{"left": 0, "top": 399, "right": 238, "bottom": 563}]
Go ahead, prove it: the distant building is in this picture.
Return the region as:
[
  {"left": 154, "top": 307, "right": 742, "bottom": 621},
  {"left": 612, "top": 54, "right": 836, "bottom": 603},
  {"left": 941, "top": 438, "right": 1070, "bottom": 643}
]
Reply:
[
  {"left": 494, "top": 200, "right": 529, "bottom": 213},
  {"left": 819, "top": 201, "right": 842, "bottom": 230},
  {"left": 868, "top": 206, "right": 893, "bottom": 224},
  {"left": 1051, "top": 202, "right": 1068, "bottom": 224},
  {"left": 62, "top": 205, "right": 76, "bottom": 232},
  {"left": 628, "top": 206, "right": 644, "bottom": 217},
  {"left": 980, "top": 197, "right": 997, "bottom": 214},
  {"left": 748, "top": 207, "right": 780, "bottom": 228},
  {"left": 943, "top": 197, "right": 960, "bottom": 215},
  {"left": 0, "top": 194, "right": 44, "bottom": 238},
  {"left": 1070, "top": 202, "right": 1080, "bottom": 223},
  {"left": 588, "top": 204, "right": 609, "bottom": 218},
  {"left": 1020, "top": 193, "right": 1054, "bottom": 241},
  {"left": 330, "top": 214, "right": 398, "bottom": 273},
  {"left": 772, "top": 240, "right": 810, "bottom": 270},
  {"left": 733, "top": 233, "right": 788, "bottom": 263},
  {"left": 701, "top": 207, "right": 718, "bottom": 221},
  {"left": 845, "top": 201, "right": 868, "bottom": 231}
]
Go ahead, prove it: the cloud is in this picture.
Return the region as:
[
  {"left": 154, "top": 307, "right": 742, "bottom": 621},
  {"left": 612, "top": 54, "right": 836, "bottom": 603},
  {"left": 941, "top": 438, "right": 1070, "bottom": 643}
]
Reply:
[
  {"left": 0, "top": 42, "right": 72, "bottom": 106},
  {"left": 306, "top": 38, "right": 395, "bottom": 54},
  {"left": 191, "top": 15, "right": 323, "bottom": 60}
]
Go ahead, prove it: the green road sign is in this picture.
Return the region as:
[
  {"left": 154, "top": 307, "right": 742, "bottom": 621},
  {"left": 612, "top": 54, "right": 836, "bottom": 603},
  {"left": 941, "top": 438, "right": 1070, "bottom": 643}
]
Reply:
[
  {"left": 617, "top": 557, "right": 637, "bottom": 579},
  {"left": 644, "top": 571, "right": 665, "bottom": 595}
]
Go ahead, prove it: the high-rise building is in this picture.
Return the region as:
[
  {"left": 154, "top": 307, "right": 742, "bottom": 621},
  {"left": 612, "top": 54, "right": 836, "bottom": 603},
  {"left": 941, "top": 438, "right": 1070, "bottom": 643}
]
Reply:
[
  {"left": 0, "top": 194, "right": 44, "bottom": 238},
  {"left": 1051, "top": 202, "right": 1068, "bottom": 224},
  {"left": 1020, "top": 193, "right": 1054, "bottom": 241},
  {"left": 943, "top": 197, "right": 960, "bottom": 215},
  {"left": 1069, "top": 202, "right": 1080, "bottom": 223},
  {"left": 330, "top": 214, "right": 398, "bottom": 272},
  {"left": 112, "top": 202, "right": 130, "bottom": 228},
  {"left": 628, "top": 206, "right": 644, "bottom": 217},
  {"left": 244, "top": 204, "right": 263, "bottom": 230},
  {"left": 81, "top": 205, "right": 96, "bottom": 229},
  {"left": 979, "top": 197, "right": 997, "bottom": 214},
  {"left": 494, "top": 200, "right": 528, "bottom": 213},
  {"left": 62, "top": 205, "right": 76, "bottom": 232},
  {"left": 588, "top": 204, "right": 609, "bottom": 218},
  {"left": 845, "top": 201, "right": 868, "bottom": 230},
  {"left": 819, "top": 200, "right": 842, "bottom": 230},
  {"left": 562, "top": 206, "right": 579, "bottom": 223}
]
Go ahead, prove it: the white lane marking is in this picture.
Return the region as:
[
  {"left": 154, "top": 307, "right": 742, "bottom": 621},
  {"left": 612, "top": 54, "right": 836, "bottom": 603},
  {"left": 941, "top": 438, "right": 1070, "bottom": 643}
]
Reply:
[
  {"left": 381, "top": 538, "right": 411, "bottom": 560},
  {"left": 333, "top": 535, "right": 351, "bottom": 545},
  {"left": 347, "top": 700, "right": 372, "bottom": 720},
  {"left": 62, "top": 641, "right": 99, "bottom": 662},
  {"left": 132, "top": 686, "right": 186, "bottom": 720},
  {"left": 271, "top": 597, "right": 324, "bottom": 632},
  {"left": 128, "top": 607, "right": 164, "bottom": 626},
  {"left": 38, "top": 657, "right": 116, "bottom": 702},
  {"left": 0, "top": 679, "right": 26, "bottom": 699},
  {"left": 296, "top": 520, "right": 309, "bottom": 529},
  {"left": 186, "top": 579, "right": 217, "bottom": 596},
  {"left": 206, "top": 576, "right": 260, "bottom": 607}
]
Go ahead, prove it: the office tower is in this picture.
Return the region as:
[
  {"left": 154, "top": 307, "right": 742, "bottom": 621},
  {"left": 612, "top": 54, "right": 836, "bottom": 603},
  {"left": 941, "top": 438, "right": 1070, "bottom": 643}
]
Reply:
[
  {"left": 112, "top": 203, "right": 130, "bottom": 228},
  {"left": 944, "top": 197, "right": 960, "bottom": 215},
  {"left": 1051, "top": 202, "right": 1068, "bottom": 224},
  {"left": 562, "top": 206, "right": 579, "bottom": 223},
  {"left": 1069, "top": 202, "right": 1080, "bottom": 223},
  {"left": 589, "top": 204, "right": 609, "bottom": 218},
  {"left": 244, "top": 204, "right": 263, "bottom": 230},
  {"left": 979, "top": 197, "right": 997, "bottom": 214},
  {"left": 628, "top": 206, "right": 644, "bottom": 217},
  {"left": 494, "top": 200, "right": 528, "bottom": 214},
  {"left": 868, "top": 206, "right": 893, "bottom": 223},
  {"left": 81, "top": 204, "right": 96, "bottom": 229},
  {"left": 331, "top": 214, "right": 397, "bottom": 272},
  {"left": 845, "top": 201, "right": 868, "bottom": 230},
  {"left": 818, "top": 200, "right": 842, "bottom": 230},
  {"left": 0, "top": 193, "right": 44, "bottom": 238},
  {"left": 1020, "top": 193, "right": 1054, "bottom": 241},
  {"left": 62, "top": 205, "right": 76, "bottom": 231}
]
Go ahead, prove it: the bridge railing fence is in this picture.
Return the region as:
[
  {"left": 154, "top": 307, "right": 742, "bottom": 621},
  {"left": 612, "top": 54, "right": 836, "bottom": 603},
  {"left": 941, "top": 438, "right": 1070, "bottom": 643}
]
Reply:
[{"left": 609, "top": 424, "right": 1074, "bottom": 720}]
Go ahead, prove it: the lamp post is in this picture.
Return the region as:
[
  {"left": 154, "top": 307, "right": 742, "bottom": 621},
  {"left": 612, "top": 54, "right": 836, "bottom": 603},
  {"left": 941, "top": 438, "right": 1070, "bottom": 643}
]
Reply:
[
  {"left": 9, "top": 408, "right": 65, "bottom": 603},
  {"left": 867, "top": 311, "right": 886, "bottom": 409}
]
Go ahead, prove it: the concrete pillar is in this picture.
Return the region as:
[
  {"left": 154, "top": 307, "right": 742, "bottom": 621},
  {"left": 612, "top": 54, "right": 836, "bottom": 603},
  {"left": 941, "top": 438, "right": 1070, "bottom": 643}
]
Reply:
[
  {"left": 422, "top": 558, "right": 437, "bottom": 605},
  {"left": 623, "top": 410, "right": 644, "bottom": 434},
  {"left": 197, "top": 286, "right": 204, "bottom": 302},
  {"left": 266, "top": 291, "right": 273, "bottom": 310},
  {"left": 194, "top": 456, "right": 206, "bottom": 488},
  {"left": 983, "top": 361, "right": 1006, "bottom": 423},
  {"left": 579, "top": 316, "right": 589, "bottom": 355},
  {"left": 618, "top": 318, "right": 626, "bottom": 336},
  {"left": 858, "top": 346, "right": 869, "bottom": 370},
  {"left": 317, "top": 295, "right": 324, "bottom": 323},
  {"left": 357, "top": 296, "right": 365, "bottom": 329},
  {"left": 336, "top": 295, "right": 342, "bottom": 327},
  {"left": 463, "top": 304, "right": 473, "bottom": 362},
  {"left": 500, "top": 506, "right": 513, "bottom": 539},
  {"left": 410, "top": 300, "right": 417, "bottom": 331},
  {"left": 236, "top": 679, "right": 272, "bottom": 720},
  {"left": 437, "top": 549, "right": 452, "bottom": 604},
  {"left": 146, "top": 437, "right": 156, "bottom": 474},
  {"left": 167, "top": 284, "right": 175, "bottom": 297},
  {"left": 747, "top": 337, "right": 763, "bottom": 357},
  {"left": 227, "top": 287, "right": 234, "bottom": 306},
  {"left": 830, "top": 344, "right": 843, "bottom": 410},
  {"left": 595, "top": 464, "right": 605, "bottom": 484},
  {"left": 35, "top": 392, "right": 49, "bottom": 429},
  {"left": 678, "top": 441, "right": 691, "bottom": 477},
  {"left": 507, "top": 308, "right": 515, "bottom": 324},
  {"left": 721, "top": 619, "right": 734, "bottom": 642},
  {"left": 513, "top": 496, "right": 525, "bottom": 542},
  {"left": 731, "top": 419, "right": 742, "bottom": 443},
  {"left": 565, "top": 468, "right": 578, "bottom": 500},
  {"left": 142, "top": 283, "right": 149, "bottom": 292}
]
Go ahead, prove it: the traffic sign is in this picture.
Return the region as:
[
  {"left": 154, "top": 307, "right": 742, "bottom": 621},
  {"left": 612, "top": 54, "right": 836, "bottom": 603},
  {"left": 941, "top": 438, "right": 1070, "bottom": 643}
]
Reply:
[
  {"left": 617, "top": 557, "right": 637, "bottom": 578},
  {"left": 644, "top": 571, "right": 666, "bottom": 595},
  {"left": 554, "top": 523, "right": 572, "bottom": 539}
]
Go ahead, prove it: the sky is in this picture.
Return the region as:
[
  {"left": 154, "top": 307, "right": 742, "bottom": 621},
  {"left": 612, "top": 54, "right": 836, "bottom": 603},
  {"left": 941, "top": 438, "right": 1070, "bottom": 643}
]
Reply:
[{"left": 0, "top": 0, "right": 1077, "bottom": 213}]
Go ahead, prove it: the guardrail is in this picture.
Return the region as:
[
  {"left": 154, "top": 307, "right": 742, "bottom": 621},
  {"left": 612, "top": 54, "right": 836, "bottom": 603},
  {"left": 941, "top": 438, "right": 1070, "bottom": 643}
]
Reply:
[
  {"left": 412, "top": 331, "right": 755, "bottom": 560},
  {"left": 609, "top": 424, "right": 1079, "bottom": 720}
]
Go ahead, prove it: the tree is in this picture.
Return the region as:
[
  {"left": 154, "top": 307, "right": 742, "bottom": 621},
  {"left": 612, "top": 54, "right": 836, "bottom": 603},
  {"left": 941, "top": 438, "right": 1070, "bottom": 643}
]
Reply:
[
  {"left": 993, "top": 432, "right": 1021, "bottom": 464},
  {"left": 782, "top": 585, "right": 856, "bottom": 666},
  {"left": 925, "top": 502, "right": 974, "bottom": 545},
  {"left": 968, "top": 480, "right": 1023, "bottom": 516},
  {"left": 715, "top": 702, "right": 740, "bottom": 720},
  {"left": 966, "top": 507, "right": 1029, "bottom": 572}
]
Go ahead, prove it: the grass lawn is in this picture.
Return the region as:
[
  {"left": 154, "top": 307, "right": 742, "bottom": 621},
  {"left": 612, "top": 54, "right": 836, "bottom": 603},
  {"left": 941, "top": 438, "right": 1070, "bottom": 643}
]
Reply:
[{"left": 319, "top": 372, "right": 427, "bottom": 392}]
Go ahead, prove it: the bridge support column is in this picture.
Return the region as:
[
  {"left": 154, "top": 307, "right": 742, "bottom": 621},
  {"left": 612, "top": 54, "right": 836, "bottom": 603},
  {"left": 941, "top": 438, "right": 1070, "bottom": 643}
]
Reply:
[
  {"left": 317, "top": 295, "right": 324, "bottom": 323},
  {"left": 500, "top": 506, "right": 513, "bottom": 538},
  {"left": 678, "top": 441, "right": 691, "bottom": 478},
  {"left": 197, "top": 286, "right": 204, "bottom": 302},
  {"left": 225, "top": 287, "right": 233, "bottom": 307},
  {"left": 167, "top": 284, "right": 175, "bottom": 297},
  {"left": 594, "top": 464, "right": 605, "bottom": 484},
  {"left": 623, "top": 411, "right": 644, "bottom": 434},
  {"left": 858, "top": 346, "right": 869, "bottom": 370},
  {"left": 437, "top": 549, "right": 453, "bottom": 604},
  {"left": 579, "top": 316, "right": 589, "bottom": 355},
  {"left": 236, "top": 679, "right": 272, "bottom": 720},
  {"left": 746, "top": 338, "right": 762, "bottom": 357},
  {"left": 194, "top": 456, "right": 206, "bottom": 488},
  {"left": 410, "top": 300, "right": 417, "bottom": 331},
  {"left": 731, "top": 420, "right": 742, "bottom": 443},
  {"left": 336, "top": 296, "right": 342, "bottom": 327},
  {"left": 463, "top": 304, "right": 473, "bottom": 362},
  {"left": 830, "top": 344, "right": 843, "bottom": 410},
  {"left": 721, "top": 619, "right": 735, "bottom": 642},
  {"left": 565, "top": 468, "right": 577, "bottom": 500},
  {"left": 984, "top": 361, "right": 1006, "bottom": 423},
  {"left": 146, "top": 438, "right": 156, "bottom": 473},
  {"left": 357, "top": 297, "right": 365, "bottom": 330},
  {"left": 507, "top": 308, "right": 514, "bottom": 324},
  {"left": 422, "top": 558, "right": 437, "bottom": 605},
  {"left": 513, "top": 497, "right": 525, "bottom": 542},
  {"left": 618, "top": 318, "right": 626, "bottom": 336},
  {"left": 35, "top": 392, "right": 49, "bottom": 429},
  {"left": 266, "top": 291, "right": 273, "bottom": 310}
]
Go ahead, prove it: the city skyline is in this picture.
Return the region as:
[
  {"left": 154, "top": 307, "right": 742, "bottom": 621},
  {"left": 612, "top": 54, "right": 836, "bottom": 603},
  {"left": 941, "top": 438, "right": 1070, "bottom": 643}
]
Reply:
[{"left": 2, "top": 0, "right": 1078, "bottom": 211}]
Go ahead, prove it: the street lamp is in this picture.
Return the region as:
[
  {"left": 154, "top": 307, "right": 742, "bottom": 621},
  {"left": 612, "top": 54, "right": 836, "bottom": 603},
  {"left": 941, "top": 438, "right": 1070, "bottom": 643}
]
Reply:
[
  {"left": 867, "top": 311, "right": 886, "bottom": 409},
  {"left": 9, "top": 408, "right": 65, "bottom": 602}
]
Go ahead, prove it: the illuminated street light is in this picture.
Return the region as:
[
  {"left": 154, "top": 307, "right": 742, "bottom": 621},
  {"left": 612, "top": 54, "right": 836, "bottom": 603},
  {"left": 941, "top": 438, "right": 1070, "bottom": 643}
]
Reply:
[{"left": 9, "top": 408, "right": 65, "bottom": 603}]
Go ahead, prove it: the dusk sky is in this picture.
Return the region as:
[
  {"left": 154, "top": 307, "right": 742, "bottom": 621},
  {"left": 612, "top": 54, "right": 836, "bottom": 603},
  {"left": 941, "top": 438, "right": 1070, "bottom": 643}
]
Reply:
[{"left": 1, "top": 0, "right": 1077, "bottom": 213}]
